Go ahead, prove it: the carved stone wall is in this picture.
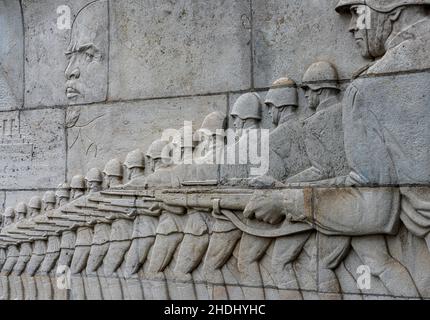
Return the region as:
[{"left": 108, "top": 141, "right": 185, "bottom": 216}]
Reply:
[{"left": 0, "top": 0, "right": 429, "bottom": 300}]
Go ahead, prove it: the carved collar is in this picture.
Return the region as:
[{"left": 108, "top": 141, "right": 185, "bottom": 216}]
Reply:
[
  {"left": 386, "top": 18, "right": 430, "bottom": 51},
  {"left": 316, "top": 97, "right": 339, "bottom": 113}
]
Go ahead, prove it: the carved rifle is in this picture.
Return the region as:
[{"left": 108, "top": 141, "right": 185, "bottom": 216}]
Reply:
[{"left": 154, "top": 188, "right": 313, "bottom": 238}]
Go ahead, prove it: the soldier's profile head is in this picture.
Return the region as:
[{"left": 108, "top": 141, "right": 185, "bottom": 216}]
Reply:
[
  {"left": 124, "top": 149, "right": 146, "bottom": 181},
  {"left": 265, "top": 77, "right": 298, "bottom": 126},
  {"left": 42, "top": 191, "right": 57, "bottom": 212},
  {"left": 85, "top": 168, "right": 103, "bottom": 193},
  {"left": 56, "top": 183, "right": 71, "bottom": 207},
  {"left": 231, "top": 93, "right": 262, "bottom": 136},
  {"left": 336, "top": 0, "right": 430, "bottom": 59},
  {"left": 103, "top": 159, "right": 123, "bottom": 188},
  {"left": 302, "top": 61, "right": 340, "bottom": 110},
  {"left": 3, "top": 207, "right": 15, "bottom": 226},
  {"left": 146, "top": 140, "right": 171, "bottom": 173},
  {"left": 70, "top": 174, "right": 86, "bottom": 199},
  {"left": 28, "top": 196, "right": 42, "bottom": 217},
  {"left": 15, "top": 202, "right": 27, "bottom": 221},
  {"left": 64, "top": 0, "right": 108, "bottom": 103}
]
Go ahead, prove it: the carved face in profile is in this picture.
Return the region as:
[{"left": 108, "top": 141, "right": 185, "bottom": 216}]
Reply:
[
  {"left": 348, "top": 5, "right": 400, "bottom": 59},
  {"left": 304, "top": 88, "right": 320, "bottom": 110},
  {"left": 64, "top": 0, "right": 108, "bottom": 104}
]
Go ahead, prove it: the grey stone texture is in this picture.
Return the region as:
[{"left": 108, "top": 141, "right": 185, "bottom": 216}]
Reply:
[
  {"left": 252, "top": 0, "right": 367, "bottom": 87},
  {"left": 109, "top": 0, "right": 252, "bottom": 100},
  {"left": 4, "top": 190, "right": 49, "bottom": 209},
  {"left": 0, "top": 108, "right": 65, "bottom": 190},
  {"left": 0, "top": 0, "right": 24, "bottom": 110},
  {"left": 1, "top": 0, "right": 430, "bottom": 301}
]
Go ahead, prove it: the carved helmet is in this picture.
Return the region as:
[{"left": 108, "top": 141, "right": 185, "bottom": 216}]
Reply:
[
  {"left": 172, "top": 126, "right": 197, "bottom": 149},
  {"left": 265, "top": 77, "right": 298, "bottom": 108},
  {"left": 146, "top": 139, "right": 170, "bottom": 160},
  {"left": 335, "top": 0, "right": 430, "bottom": 12},
  {"left": 70, "top": 175, "right": 86, "bottom": 189},
  {"left": 56, "top": 183, "right": 71, "bottom": 198},
  {"left": 302, "top": 61, "right": 340, "bottom": 91},
  {"left": 231, "top": 93, "right": 263, "bottom": 120},
  {"left": 85, "top": 168, "right": 103, "bottom": 182},
  {"left": 28, "top": 196, "right": 42, "bottom": 210},
  {"left": 43, "top": 191, "right": 57, "bottom": 204},
  {"left": 124, "top": 149, "right": 145, "bottom": 169},
  {"left": 103, "top": 159, "right": 123, "bottom": 177},
  {"left": 196, "top": 112, "right": 226, "bottom": 137},
  {"left": 4, "top": 207, "right": 15, "bottom": 218},
  {"left": 16, "top": 202, "right": 28, "bottom": 214}
]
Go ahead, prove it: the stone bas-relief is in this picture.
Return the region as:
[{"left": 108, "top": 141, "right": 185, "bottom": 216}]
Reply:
[
  {"left": 23, "top": 0, "right": 108, "bottom": 108},
  {"left": 1, "top": 0, "right": 430, "bottom": 300}
]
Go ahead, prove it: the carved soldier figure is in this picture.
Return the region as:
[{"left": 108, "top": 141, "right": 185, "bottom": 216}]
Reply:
[
  {"left": 16, "top": 197, "right": 43, "bottom": 300},
  {"left": 86, "top": 160, "right": 124, "bottom": 300},
  {"left": 69, "top": 169, "right": 104, "bottom": 299},
  {"left": 288, "top": 61, "right": 348, "bottom": 183},
  {"left": 122, "top": 150, "right": 158, "bottom": 299},
  {"left": 231, "top": 92, "right": 262, "bottom": 139},
  {"left": 28, "top": 197, "right": 42, "bottom": 218},
  {"left": 143, "top": 140, "right": 177, "bottom": 187},
  {"left": 204, "top": 95, "right": 263, "bottom": 299},
  {"left": 70, "top": 175, "right": 86, "bottom": 199},
  {"left": 244, "top": 0, "right": 430, "bottom": 299},
  {"left": 144, "top": 139, "right": 186, "bottom": 299},
  {"left": 237, "top": 78, "right": 310, "bottom": 299},
  {"left": 56, "top": 176, "right": 85, "bottom": 300},
  {"left": 172, "top": 113, "right": 227, "bottom": 299},
  {"left": 24, "top": 197, "right": 46, "bottom": 300},
  {"left": 102, "top": 159, "right": 123, "bottom": 189},
  {"left": 222, "top": 93, "right": 263, "bottom": 185},
  {"left": 11, "top": 203, "right": 31, "bottom": 300},
  {"left": 103, "top": 159, "right": 136, "bottom": 299},
  {"left": 124, "top": 149, "right": 146, "bottom": 183},
  {"left": 252, "top": 77, "right": 310, "bottom": 187},
  {"left": 86, "top": 168, "right": 103, "bottom": 194},
  {"left": 0, "top": 208, "right": 19, "bottom": 300},
  {"left": 39, "top": 191, "right": 62, "bottom": 300},
  {"left": 42, "top": 192, "right": 57, "bottom": 212},
  {"left": 55, "top": 183, "right": 71, "bottom": 208},
  {"left": 263, "top": 62, "right": 349, "bottom": 299}
]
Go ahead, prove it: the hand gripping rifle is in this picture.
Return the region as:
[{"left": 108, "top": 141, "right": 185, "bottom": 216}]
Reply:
[{"left": 154, "top": 188, "right": 313, "bottom": 238}]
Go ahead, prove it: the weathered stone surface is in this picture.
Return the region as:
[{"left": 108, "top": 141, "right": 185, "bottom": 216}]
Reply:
[
  {"left": 0, "top": 0, "right": 24, "bottom": 110},
  {"left": 23, "top": 0, "right": 107, "bottom": 108},
  {"left": 109, "top": 0, "right": 252, "bottom": 100},
  {"left": 66, "top": 95, "right": 227, "bottom": 177},
  {"left": 1, "top": 0, "right": 430, "bottom": 302},
  {"left": 0, "top": 109, "right": 65, "bottom": 189},
  {"left": 252, "top": 0, "right": 367, "bottom": 87},
  {"left": 4, "top": 190, "right": 48, "bottom": 209},
  {"left": 0, "top": 191, "right": 5, "bottom": 210}
]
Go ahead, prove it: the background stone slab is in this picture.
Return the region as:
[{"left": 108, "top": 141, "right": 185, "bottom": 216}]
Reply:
[
  {"left": 109, "top": 0, "right": 252, "bottom": 100},
  {"left": 0, "top": 0, "right": 24, "bottom": 110},
  {"left": 66, "top": 95, "right": 228, "bottom": 178},
  {"left": 4, "top": 190, "right": 50, "bottom": 209},
  {"left": 252, "top": 0, "right": 367, "bottom": 87},
  {"left": 0, "top": 108, "right": 65, "bottom": 189}
]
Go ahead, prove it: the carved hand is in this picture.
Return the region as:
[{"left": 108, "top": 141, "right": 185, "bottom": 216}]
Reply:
[{"left": 243, "top": 191, "right": 285, "bottom": 225}]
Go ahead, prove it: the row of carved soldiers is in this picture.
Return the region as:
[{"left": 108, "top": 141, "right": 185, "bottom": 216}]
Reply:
[
  {"left": 0, "top": 60, "right": 353, "bottom": 300},
  {"left": 3, "top": 57, "right": 420, "bottom": 301}
]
